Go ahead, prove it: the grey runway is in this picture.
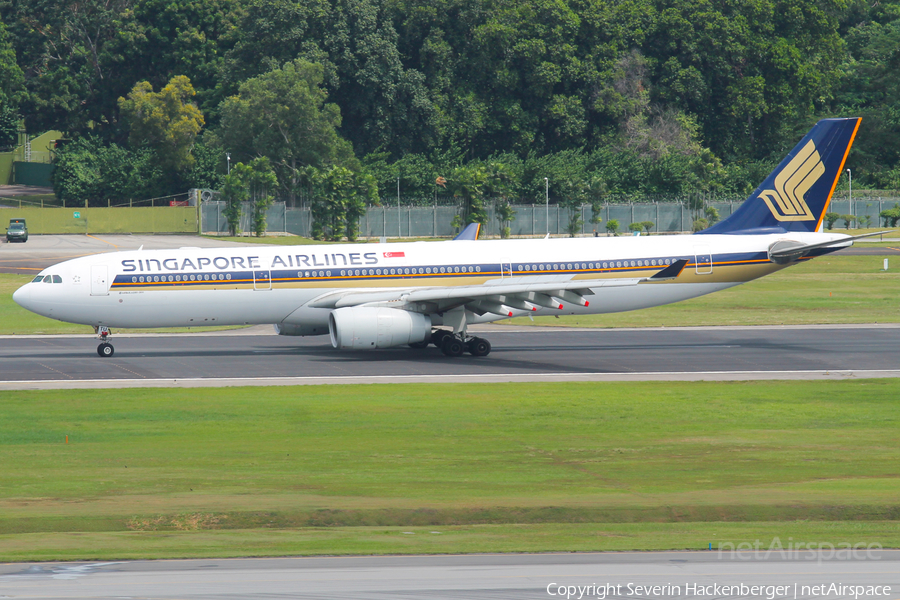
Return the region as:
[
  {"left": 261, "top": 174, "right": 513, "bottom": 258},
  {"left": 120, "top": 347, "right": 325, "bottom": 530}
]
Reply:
[
  {"left": 1, "top": 324, "right": 899, "bottom": 389},
  {"left": 0, "top": 551, "right": 897, "bottom": 599}
]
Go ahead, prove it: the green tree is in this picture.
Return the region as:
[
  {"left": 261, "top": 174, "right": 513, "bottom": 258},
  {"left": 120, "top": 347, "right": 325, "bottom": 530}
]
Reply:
[
  {"left": 183, "top": 138, "right": 226, "bottom": 191},
  {"left": 644, "top": 0, "right": 845, "bottom": 158},
  {"left": 3, "top": 0, "right": 134, "bottom": 135},
  {"left": 104, "top": 0, "right": 242, "bottom": 122},
  {"left": 496, "top": 201, "right": 516, "bottom": 239},
  {"left": 858, "top": 213, "right": 872, "bottom": 229},
  {"left": 220, "top": 0, "right": 434, "bottom": 158},
  {"left": 824, "top": 212, "right": 841, "bottom": 230},
  {"left": 484, "top": 161, "right": 516, "bottom": 237},
  {"left": 447, "top": 164, "right": 489, "bottom": 228},
  {"left": 51, "top": 136, "right": 165, "bottom": 206},
  {"left": 219, "top": 157, "right": 279, "bottom": 237},
  {"left": 605, "top": 219, "right": 619, "bottom": 236},
  {"left": 840, "top": 214, "right": 855, "bottom": 230},
  {"left": 220, "top": 164, "right": 249, "bottom": 236},
  {"left": 628, "top": 222, "right": 643, "bottom": 234},
  {"left": 118, "top": 75, "right": 205, "bottom": 174},
  {"left": 880, "top": 205, "right": 900, "bottom": 228},
  {"left": 0, "top": 20, "right": 24, "bottom": 149},
  {"left": 641, "top": 221, "right": 654, "bottom": 234},
  {"left": 247, "top": 158, "right": 278, "bottom": 237},
  {"left": 217, "top": 59, "right": 356, "bottom": 204},
  {"left": 2, "top": 0, "right": 239, "bottom": 138},
  {"left": 309, "top": 166, "right": 378, "bottom": 241}
]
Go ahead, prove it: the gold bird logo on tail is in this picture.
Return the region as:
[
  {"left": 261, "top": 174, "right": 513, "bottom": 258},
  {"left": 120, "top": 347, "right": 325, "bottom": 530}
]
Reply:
[{"left": 759, "top": 140, "right": 825, "bottom": 221}]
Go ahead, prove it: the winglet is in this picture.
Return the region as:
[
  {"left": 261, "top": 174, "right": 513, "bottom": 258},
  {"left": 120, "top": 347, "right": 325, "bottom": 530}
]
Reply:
[
  {"left": 453, "top": 223, "right": 481, "bottom": 241},
  {"left": 648, "top": 259, "right": 689, "bottom": 281}
]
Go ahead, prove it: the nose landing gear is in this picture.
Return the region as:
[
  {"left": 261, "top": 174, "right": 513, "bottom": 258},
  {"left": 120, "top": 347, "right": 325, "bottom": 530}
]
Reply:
[{"left": 95, "top": 326, "right": 114, "bottom": 357}]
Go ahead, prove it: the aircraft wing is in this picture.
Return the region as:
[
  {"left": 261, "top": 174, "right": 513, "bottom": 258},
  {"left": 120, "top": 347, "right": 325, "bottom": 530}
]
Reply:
[{"left": 309, "top": 259, "right": 688, "bottom": 316}]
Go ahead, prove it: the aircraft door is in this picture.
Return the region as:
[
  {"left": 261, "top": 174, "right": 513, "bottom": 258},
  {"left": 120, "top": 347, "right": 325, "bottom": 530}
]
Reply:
[
  {"left": 500, "top": 259, "right": 512, "bottom": 278},
  {"left": 90, "top": 265, "right": 109, "bottom": 296},
  {"left": 693, "top": 245, "right": 713, "bottom": 274},
  {"left": 253, "top": 269, "right": 272, "bottom": 290}
]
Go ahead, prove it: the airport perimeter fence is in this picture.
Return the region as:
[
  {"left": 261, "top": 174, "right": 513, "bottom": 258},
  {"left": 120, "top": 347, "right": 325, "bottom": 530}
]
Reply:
[{"left": 201, "top": 196, "right": 899, "bottom": 238}]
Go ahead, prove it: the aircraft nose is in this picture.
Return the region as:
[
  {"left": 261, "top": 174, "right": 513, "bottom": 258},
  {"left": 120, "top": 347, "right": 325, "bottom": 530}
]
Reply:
[{"left": 13, "top": 283, "right": 33, "bottom": 310}]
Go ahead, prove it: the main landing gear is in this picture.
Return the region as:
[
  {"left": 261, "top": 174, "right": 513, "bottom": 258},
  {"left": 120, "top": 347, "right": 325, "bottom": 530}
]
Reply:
[
  {"left": 95, "top": 326, "right": 114, "bottom": 357},
  {"left": 428, "top": 329, "right": 492, "bottom": 357}
]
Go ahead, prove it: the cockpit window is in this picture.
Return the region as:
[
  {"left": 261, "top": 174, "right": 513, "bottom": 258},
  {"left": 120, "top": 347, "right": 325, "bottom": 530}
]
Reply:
[
  {"left": 43, "top": 275, "right": 52, "bottom": 283},
  {"left": 52, "top": 275, "right": 62, "bottom": 283},
  {"left": 32, "top": 275, "right": 44, "bottom": 283}
]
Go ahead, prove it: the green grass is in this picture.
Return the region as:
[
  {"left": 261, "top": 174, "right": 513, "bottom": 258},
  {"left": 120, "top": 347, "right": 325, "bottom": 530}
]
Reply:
[
  {"left": 508, "top": 255, "right": 900, "bottom": 328},
  {"left": 4, "top": 522, "right": 898, "bottom": 561},
  {"left": 0, "top": 380, "right": 898, "bottom": 559}
]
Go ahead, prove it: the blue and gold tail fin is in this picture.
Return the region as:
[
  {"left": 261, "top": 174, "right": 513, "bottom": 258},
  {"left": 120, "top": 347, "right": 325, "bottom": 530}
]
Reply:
[
  {"left": 699, "top": 118, "right": 861, "bottom": 235},
  {"left": 453, "top": 222, "right": 481, "bottom": 240}
]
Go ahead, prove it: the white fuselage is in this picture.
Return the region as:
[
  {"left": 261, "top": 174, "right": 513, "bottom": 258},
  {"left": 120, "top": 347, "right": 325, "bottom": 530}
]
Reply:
[{"left": 13, "top": 231, "right": 850, "bottom": 332}]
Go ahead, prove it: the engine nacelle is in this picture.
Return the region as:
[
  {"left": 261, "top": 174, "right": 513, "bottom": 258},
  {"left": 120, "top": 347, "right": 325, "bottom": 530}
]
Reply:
[
  {"left": 329, "top": 307, "right": 432, "bottom": 350},
  {"left": 274, "top": 323, "right": 329, "bottom": 336}
]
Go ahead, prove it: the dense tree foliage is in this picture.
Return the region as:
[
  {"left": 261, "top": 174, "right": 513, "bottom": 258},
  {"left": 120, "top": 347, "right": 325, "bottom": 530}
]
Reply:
[
  {"left": 0, "top": 20, "right": 23, "bottom": 148},
  {"left": 51, "top": 136, "right": 165, "bottom": 205},
  {"left": 216, "top": 59, "right": 357, "bottom": 201},
  {"left": 2, "top": 0, "right": 899, "bottom": 225},
  {"left": 118, "top": 75, "right": 205, "bottom": 173}
]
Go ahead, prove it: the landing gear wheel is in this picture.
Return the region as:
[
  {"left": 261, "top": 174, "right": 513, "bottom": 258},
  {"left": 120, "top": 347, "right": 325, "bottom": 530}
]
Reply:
[
  {"left": 440, "top": 336, "right": 465, "bottom": 357},
  {"left": 467, "top": 337, "right": 491, "bottom": 357},
  {"left": 97, "top": 342, "right": 114, "bottom": 357},
  {"left": 431, "top": 329, "right": 451, "bottom": 348},
  {"left": 408, "top": 340, "right": 429, "bottom": 349}
]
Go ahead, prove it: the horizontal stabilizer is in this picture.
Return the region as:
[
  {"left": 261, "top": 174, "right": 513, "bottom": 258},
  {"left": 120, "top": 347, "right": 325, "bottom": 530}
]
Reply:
[{"left": 768, "top": 231, "right": 892, "bottom": 264}]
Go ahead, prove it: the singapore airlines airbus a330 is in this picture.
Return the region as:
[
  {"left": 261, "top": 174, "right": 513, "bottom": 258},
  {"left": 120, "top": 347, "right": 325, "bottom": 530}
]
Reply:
[{"left": 14, "top": 118, "right": 881, "bottom": 358}]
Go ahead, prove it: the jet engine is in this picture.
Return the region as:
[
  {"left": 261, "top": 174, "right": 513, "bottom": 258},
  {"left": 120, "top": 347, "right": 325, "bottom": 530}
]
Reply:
[
  {"left": 274, "top": 323, "right": 329, "bottom": 336},
  {"left": 329, "top": 307, "right": 431, "bottom": 350}
]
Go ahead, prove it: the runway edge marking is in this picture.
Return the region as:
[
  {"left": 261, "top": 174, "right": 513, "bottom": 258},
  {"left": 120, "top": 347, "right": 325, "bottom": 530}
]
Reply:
[{"left": 3, "top": 370, "right": 900, "bottom": 390}]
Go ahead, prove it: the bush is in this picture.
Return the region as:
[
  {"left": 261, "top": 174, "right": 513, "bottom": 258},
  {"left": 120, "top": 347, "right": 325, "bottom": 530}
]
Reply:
[
  {"left": 840, "top": 214, "right": 855, "bottom": 230},
  {"left": 824, "top": 212, "right": 841, "bottom": 230},
  {"left": 605, "top": 219, "right": 619, "bottom": 236},
  {"left": 51, "top": 136, "right": 166, "bottom": 206},
  {"left": 879, "top": 205, "right": 900, "bottom": 228}
]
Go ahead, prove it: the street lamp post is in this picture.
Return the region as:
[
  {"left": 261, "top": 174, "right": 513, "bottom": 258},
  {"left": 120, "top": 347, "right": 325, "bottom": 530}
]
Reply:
[
  {"left": 544, "top": 177, "right": 549, "bottom": 237},
  {"left": 226, "top": 153, "right": 231, "bottom": 176},
  {"left": 846, "top": 168, "right": 852, "bottom": 228},
  {"left": 397, "top": 177, "right": 401, "bottom": 239}
]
